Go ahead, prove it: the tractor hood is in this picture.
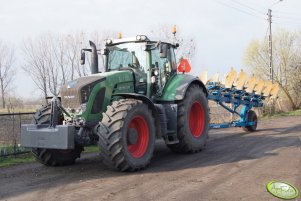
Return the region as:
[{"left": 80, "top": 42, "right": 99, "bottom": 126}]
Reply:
[
  {"left": 60, "top": 71, "right": 135, "bottom": 116},
  {"left": 61, "top": 76, "right": 106, "bottom": 110}
]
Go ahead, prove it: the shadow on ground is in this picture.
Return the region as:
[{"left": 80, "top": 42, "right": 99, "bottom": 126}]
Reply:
[{"left": 1, "top": 118, "right": 300, "bottom": 199}]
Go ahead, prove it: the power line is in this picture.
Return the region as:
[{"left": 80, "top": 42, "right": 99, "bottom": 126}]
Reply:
[
  {"left": 214, "top": 0, "right": 266, "bottom": 20},
  {"left": 229, "top": 0, "right": 266, "bottom": 15}
]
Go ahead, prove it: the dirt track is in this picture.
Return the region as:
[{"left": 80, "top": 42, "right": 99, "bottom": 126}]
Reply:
[{"left": 0, "top": 116, "right": 301, "bottom": 201}]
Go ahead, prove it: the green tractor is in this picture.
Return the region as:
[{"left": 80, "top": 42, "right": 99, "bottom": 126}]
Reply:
[{"left": 21, "top": 35, "right": 209, "bottom": 171}]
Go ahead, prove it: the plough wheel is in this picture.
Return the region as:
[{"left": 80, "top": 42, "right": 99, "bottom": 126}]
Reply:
[{"left": 243, "top": 110, "right": 257, "bottom": 132}]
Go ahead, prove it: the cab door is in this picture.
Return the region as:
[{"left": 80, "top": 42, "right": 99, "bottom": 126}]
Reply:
[{"left": 150, "top": 44, "right": 177, "bottom": 97}]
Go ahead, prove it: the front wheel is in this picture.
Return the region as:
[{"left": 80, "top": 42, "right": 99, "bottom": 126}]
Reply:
[
  {"left": 167, "top": 85, "right": 210, "bottom": 153},
  {"left": 98, "top": 99, "right": 155, "bottom": 171}
]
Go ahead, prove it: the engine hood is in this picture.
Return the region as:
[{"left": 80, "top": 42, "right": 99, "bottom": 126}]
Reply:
[
  {"left": 61, "top": 76, "right": 105, "bottom": 110},
  {"left": 60, "top": 70, "right": 135, "bottom": 113}
]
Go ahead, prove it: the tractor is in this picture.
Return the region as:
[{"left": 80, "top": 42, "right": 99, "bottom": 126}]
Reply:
[{"left": 21, "top": 34, "right": 209, "bottom": 171}]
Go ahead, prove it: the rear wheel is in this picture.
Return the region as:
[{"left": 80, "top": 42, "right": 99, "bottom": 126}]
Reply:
[
  {"left": 242, "top": 110, "right": 257, "bottom": 132},
  {"left": 167, "top": 85, "right": 209, "bottom": 153},
  {"left": 98, "top": 99, "right": 155, "bottom": 171},
  {"left": 31, "top": 105, "right": 83, "bottom": 166}
]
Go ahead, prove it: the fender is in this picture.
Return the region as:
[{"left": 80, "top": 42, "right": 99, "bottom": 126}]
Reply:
[
  {"left": 157, "top": 74, "right": 208, "bottom": 102},
  {"left": 112, "top": 93, "right": 157, "bottom": 112},
  {"left": 112, "top": 93, "right": 161, "bottom": 138}
]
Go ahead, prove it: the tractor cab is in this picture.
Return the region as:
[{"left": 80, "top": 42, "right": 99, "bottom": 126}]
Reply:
[{"left": 101, "top": 35, "right": 179, "bottom": 98}]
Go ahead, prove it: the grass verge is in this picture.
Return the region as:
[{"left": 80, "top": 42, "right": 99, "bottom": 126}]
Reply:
[
  {"left": 0, "top": 145, "right": 99, "bottom": 168},
  {"left": 0, "top": 154, "right": 35, "bottom": 168},
  {"left": 262, "top": 109, "right": 301, "bottom": 119}
]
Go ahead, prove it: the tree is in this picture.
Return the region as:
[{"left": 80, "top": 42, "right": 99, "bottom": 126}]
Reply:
[
  {"left": 149, "top": 24, "right": 197, "bottom": 61},
  {"left": 22, "top": 35, "right": 52, "bottom": 104},
  {"left": 22, "top": 31, "right": 117, "bottom": 103},
  {"left": 0, "top": 40, "right": 16, "bottom": 108},
  {"left": 244, "top": 29, "right": 301, "bottom": 109}
]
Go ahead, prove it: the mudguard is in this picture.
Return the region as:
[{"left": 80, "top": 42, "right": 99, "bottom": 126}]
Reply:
[{"left": 157, "top": 74, "right": 208, "bottom": 102}]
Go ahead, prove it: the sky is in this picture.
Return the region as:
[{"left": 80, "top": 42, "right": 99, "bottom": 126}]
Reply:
[{"left": 1, "top": 0, "right": 301, "bottom": 98}]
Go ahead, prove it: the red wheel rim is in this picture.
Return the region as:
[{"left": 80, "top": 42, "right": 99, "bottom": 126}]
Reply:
[
  {"left": 189, "top": 101, "right": 205, "bottom": 138},
  {"left": 127, "top": 115, "right": 149, "bottom": 158}
]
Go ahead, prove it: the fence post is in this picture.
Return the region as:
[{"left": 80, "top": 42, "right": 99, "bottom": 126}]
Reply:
[{"left": 13, "top": 113, "right": 16, "bottom": 157}]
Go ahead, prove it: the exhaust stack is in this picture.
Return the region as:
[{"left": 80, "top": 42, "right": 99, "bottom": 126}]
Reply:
[{"left": 89, "top": 41, "right": 98, "bottom": 74}]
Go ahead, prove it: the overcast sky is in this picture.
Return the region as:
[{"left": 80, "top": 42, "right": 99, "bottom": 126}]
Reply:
[{"left": 1, "top": 0, "right": 301, "bottom": 98}]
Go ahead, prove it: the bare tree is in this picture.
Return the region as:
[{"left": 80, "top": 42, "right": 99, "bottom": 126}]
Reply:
[
  {"left": 244, "top": 29, "right": 301, "bottom": 109},
  {"left": 53, "top": 34, "right": 69, "bottom": 85},
  {"left": 65, "top": 33, "right": 82, "bottom": 80},
  {"left": 149, "top": 24, "right": 197, "bottom": 61},
  {"left": 22, "top": 31, "right": 117, "bottom": 103},
  {"left": 0, "top": 40, "right": 16, "bottom": 108},
  {"left": 22, "top": 36, "right": 50, "bottom": 104}
]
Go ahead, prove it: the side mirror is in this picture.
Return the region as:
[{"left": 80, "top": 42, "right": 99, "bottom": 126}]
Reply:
[
  {"left": 80, "top": 50, "right": 85, "bottom": 65},
  {"left": 160, "top": 43, "right": 168, "bottom": 58}
]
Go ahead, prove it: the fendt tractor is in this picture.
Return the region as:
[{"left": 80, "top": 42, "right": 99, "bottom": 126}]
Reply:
[{"left": 21, "top": 34, "right": 211, "bottom": 171}]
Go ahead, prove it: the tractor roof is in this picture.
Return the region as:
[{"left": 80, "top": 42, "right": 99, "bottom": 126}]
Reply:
[{"left": 104, "top": 35, "right": 178, "bottom": 48}]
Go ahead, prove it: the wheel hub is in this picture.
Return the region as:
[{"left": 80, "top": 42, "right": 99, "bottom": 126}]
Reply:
[
  {"left": 189, "top": 101, "right": 205, "bottom": 138},
  {"left": 127, "top": 128, "right": 139, "bottom": 145},
  {"left": 127, "top": 115, "right": 149, "bottom": 158}
]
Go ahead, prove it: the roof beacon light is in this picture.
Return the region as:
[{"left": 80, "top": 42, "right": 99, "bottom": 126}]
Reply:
[
  {"left": 118, "top": 32, "right": 122, "bottom": 39},
  {"left": 172, "top": 25, "right": 177, "bottom": 35}
]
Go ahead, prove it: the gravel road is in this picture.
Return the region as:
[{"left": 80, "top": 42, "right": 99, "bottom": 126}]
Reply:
[{"left": 0, "top": 115, "right": 300, "bottom": 201}]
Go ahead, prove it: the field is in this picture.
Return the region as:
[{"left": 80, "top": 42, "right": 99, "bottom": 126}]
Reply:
[{"left": 0, "top": 115, "right": 300, "bottom": 201}]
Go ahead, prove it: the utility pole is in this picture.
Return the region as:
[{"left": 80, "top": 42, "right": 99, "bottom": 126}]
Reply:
[{"left": 268, "top": 9, "right": 273, "bottom": 83}]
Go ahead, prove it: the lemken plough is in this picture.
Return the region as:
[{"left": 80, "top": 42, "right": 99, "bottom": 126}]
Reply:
[{"left": 200, "top": 68, "right": 280, "bottom": 131}]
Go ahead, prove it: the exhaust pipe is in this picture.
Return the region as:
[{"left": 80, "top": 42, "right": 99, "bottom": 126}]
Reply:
[{"left": 89, "top": 41, "right": 98, "bottom": 74}]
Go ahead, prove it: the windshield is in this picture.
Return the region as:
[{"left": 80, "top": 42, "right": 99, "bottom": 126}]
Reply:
[{"left": 107, "top": 43, "right": 147, "bottom": 72}]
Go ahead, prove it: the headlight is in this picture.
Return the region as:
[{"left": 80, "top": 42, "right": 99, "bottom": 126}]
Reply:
[{"left": 81, "top": 82, "right": 98, "bottom": 103}]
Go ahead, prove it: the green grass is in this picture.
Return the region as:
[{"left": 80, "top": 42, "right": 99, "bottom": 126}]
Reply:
[
  {"left": 84, "top": 145, "right": 99, "bottom": 153},
  {"left": 0, "top": 154, "right": 35, "bottom": 167},
  {"left": 262, "top": 109, "right": 301, "bottom": 119},
  {"left": 0, "top": 145, "right": 99, "bottom": 168},
  {"left": 0, "top": 108, "right": 36, "bottom": 114}
]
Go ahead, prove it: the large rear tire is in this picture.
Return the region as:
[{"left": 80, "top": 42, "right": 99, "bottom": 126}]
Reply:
[
  {"left": 98, "top": 99, "right": 155, "bottom": 171},
  {"left": 31, "top": 105, "right": 83, "bottom": 166},
  {"left": 167, "top": 85, "right": 209, "bottom": 153},
  {"left": 242, "top": 110, "right": 257, "bottom": 132}
]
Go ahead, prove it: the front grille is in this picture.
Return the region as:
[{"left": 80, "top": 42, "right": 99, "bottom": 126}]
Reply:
[
  {"left": 61, "top": 87, "right": 81, "bottom": 109},
  {"left": 60, "top": 76, "right": 105, "bottom": 110}
]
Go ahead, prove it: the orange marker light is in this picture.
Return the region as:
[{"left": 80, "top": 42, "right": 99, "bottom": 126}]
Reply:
[
  {"left": 118, "top": 32, "right": 122, "bottom": 39},
  {"left": 172, "top": 25, "right": 177, "bottom": 35}
]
